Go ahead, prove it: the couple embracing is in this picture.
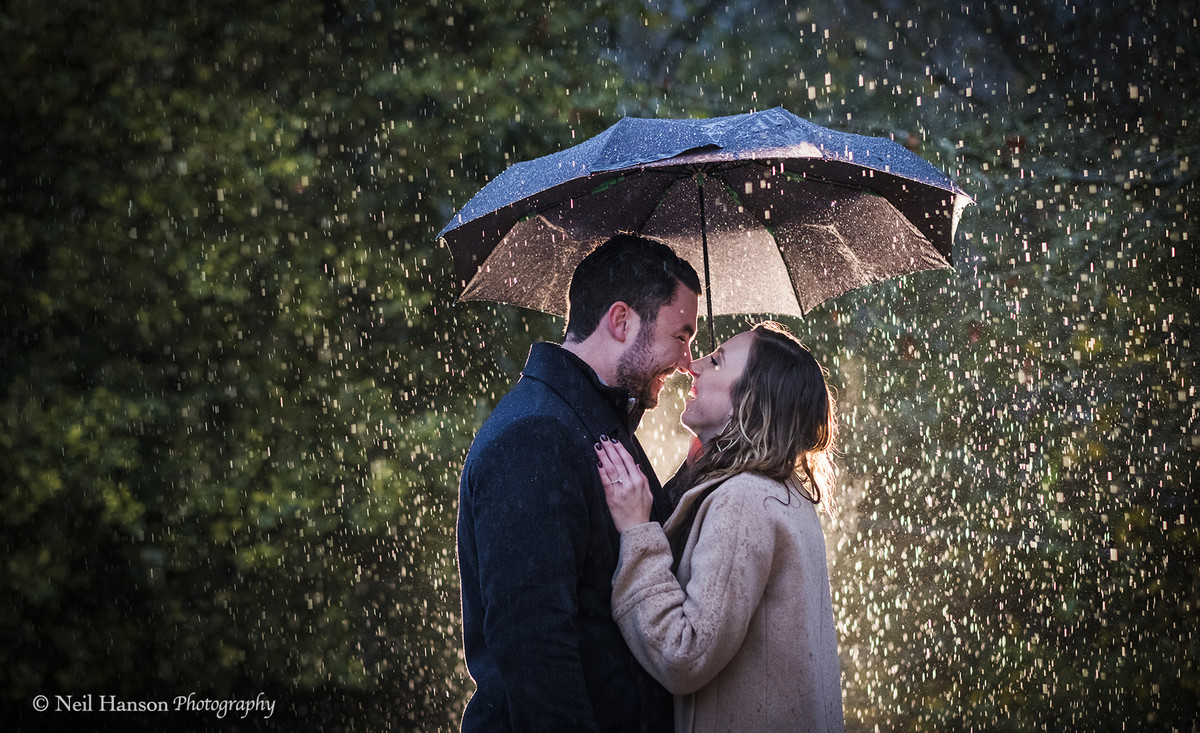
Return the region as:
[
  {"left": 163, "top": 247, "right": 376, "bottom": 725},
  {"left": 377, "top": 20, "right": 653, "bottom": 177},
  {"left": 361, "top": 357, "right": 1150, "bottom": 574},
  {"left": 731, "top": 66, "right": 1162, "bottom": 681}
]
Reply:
[{"left": 456, "top": 234, "right": 845, "bottom": 732}]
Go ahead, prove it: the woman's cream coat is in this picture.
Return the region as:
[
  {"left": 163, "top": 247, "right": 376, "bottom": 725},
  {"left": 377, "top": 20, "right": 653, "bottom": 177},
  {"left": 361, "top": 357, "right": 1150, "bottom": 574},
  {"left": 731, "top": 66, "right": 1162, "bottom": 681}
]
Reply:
[{"left": 612, "top": 472, "right": 844, "bottom": 732}]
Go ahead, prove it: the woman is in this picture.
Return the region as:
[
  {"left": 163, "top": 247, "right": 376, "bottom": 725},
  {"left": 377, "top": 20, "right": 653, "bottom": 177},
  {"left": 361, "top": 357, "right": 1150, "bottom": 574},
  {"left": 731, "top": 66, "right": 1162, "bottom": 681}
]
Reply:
[{"left": 595, "top": 321, "right": 844, "bottom": 732}]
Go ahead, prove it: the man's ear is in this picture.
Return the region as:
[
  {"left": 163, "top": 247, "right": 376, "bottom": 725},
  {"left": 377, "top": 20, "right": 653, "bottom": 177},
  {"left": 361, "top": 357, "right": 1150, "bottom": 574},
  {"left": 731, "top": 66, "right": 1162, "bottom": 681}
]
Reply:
[{"left": 604, "top": 301, "right": 639, "bottom": 343}]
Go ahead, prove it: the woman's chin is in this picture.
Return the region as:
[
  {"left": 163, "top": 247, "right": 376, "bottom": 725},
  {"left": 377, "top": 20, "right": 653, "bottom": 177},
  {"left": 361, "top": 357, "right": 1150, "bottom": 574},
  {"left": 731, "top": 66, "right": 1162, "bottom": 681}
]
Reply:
[{"left": 679, "top": 412, "right": 699, "bottom": 438}]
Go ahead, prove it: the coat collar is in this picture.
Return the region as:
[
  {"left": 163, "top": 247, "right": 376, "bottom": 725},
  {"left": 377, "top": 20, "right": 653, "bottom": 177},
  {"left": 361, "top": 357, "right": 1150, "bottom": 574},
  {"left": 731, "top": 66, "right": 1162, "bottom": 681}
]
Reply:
[
  {"left": 663, "top": 472, "right": 805, "bottom": 535},
  {"left": 523, "top": 342, "right": 643, "bottom": 433},
  {"left": 663, "top": 474, "right": 731, "bottom": 536},
  {"left": 522, "top": 342, "right": 671, "bottom": 522}
]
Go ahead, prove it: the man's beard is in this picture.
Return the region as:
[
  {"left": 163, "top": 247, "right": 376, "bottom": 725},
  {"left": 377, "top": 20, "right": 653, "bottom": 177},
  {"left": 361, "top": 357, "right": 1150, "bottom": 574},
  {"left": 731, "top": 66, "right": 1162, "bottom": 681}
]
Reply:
[{"left": 614, "top": 322, "right": 663, "bottom": 411}]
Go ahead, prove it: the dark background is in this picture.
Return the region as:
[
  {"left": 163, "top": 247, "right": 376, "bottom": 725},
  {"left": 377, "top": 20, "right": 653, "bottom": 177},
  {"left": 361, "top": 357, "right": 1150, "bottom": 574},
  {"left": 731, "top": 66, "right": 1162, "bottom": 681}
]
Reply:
[{"left": 2, "top": 0, "right": 1196, "bottom": 729}]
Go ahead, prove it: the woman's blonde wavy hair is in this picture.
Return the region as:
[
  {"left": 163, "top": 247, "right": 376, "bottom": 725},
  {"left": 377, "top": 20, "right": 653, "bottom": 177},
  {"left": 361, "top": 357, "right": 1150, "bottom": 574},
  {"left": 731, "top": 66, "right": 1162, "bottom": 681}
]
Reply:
[{"left": 671, "top": 321, "right": 838, "bottom": 551}]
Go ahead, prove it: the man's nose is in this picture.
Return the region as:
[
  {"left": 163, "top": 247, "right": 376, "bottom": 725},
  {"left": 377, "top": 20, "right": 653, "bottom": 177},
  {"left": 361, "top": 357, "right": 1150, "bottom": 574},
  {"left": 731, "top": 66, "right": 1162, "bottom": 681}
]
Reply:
[{"left": 678, "top": 347, "right": 692, "bottom": 372}]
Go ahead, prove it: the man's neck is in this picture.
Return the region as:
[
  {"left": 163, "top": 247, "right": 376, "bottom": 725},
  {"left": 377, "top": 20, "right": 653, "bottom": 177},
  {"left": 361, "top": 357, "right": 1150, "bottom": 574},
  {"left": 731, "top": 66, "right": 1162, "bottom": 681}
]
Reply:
[{"left": 560, "top": 338, "right": 617, "bottom": 386}]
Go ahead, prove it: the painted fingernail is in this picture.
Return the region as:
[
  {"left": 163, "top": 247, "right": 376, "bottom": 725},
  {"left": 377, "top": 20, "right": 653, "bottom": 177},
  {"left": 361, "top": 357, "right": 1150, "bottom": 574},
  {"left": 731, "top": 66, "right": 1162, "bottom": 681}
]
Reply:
[
  {"left": 600, "top": 434, "right": 609, "bottom": 442},
  {"left": 594, "top": 442, "right": 602, "bottom": 450}
]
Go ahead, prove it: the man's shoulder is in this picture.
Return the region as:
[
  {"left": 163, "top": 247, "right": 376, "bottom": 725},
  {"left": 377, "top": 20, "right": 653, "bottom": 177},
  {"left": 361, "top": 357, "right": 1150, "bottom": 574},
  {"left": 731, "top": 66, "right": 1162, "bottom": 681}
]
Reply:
[
  {"left": 481, "top": 374, "right": 575, "bottom": 431},
  {"left": 460, "top": 387, "right": 598, "bottom": 506},
  {"left": 466, "top": 380, "right": 586, "bottom": 461}
]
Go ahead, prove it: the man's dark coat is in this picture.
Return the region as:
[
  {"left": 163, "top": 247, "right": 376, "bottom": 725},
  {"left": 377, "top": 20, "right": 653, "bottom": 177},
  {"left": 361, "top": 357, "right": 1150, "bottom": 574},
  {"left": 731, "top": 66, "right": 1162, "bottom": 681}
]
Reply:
[{"left": 457, "top": 342, "right": 674, "bottom": 732}]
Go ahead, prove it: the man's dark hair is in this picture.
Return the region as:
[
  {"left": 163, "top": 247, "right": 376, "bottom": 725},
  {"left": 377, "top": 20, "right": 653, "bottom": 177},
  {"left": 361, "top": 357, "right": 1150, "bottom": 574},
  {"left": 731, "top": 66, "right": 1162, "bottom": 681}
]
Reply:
[{"left": 564, "top": 234, "right": 701, "bottom": 342}]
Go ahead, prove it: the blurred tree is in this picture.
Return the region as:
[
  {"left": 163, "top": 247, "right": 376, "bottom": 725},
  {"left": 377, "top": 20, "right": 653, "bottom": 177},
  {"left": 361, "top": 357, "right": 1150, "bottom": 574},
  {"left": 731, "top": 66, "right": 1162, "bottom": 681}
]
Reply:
[{"left": 0, "top": 0, "right": 646, "bottom": 728}]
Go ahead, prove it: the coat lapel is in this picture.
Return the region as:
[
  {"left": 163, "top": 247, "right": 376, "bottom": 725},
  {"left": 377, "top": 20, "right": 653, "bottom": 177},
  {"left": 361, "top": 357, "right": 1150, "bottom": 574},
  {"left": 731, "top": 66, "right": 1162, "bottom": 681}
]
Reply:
[{"left": 520, "top": 342, "right": 671, "bottom": 521}]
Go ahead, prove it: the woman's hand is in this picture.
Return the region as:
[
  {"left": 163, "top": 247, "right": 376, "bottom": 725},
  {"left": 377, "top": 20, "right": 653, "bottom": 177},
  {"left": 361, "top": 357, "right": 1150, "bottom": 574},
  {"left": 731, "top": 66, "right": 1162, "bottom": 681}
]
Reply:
[{"left": 595, "top": 436, "right": 653, "bottom": 533}]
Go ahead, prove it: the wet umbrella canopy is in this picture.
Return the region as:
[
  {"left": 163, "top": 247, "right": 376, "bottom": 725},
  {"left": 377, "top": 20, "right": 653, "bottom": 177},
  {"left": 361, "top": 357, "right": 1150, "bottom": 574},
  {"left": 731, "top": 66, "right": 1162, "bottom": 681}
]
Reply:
[{"left": 439, "top": 107, "right": 973, "bottom": 337}]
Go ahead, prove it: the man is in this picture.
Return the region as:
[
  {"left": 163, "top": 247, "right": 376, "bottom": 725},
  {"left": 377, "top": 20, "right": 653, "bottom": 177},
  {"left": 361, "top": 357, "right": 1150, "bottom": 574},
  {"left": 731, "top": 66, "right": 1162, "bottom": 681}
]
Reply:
[{"left": 457, "top": 234, "right": 701, "bottom": 732}]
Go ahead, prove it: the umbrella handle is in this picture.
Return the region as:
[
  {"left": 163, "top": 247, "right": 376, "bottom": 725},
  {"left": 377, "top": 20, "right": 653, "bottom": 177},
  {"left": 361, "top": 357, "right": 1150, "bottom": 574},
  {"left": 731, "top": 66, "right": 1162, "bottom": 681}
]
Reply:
[{"left": 697, "top": 172, "right": 715, "bottom": 352}]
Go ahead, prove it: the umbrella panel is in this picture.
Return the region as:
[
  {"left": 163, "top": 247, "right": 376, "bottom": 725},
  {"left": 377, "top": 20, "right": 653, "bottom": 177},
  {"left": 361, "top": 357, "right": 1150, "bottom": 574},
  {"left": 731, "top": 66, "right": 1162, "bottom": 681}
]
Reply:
[
  {"left": 458, "top": 172, "right": 680, "bottom": 315},
  {"left": 720, "top": 166, "right": 948, "bottom": 312},
  {"left": 644, "top": 151, "right": 962, "bottom": 259},
  {"left": 777, "top": 158, "right": 962, "bottom": 258},
  {"left": 640, "top": 175, "right": 805, "bottom": 318},
  {"left": 445, "top": 167, "right": 639, "bottom": 287}
]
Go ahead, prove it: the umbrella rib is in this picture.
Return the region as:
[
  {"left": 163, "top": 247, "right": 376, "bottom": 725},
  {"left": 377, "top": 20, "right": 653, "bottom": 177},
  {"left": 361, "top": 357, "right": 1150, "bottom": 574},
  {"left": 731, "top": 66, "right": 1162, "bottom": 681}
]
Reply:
[
  {"left": 506, "top": 170, "right": 643, "bottom": 226},
  {"left": 632, "top": 167, "right": 717, "bottom": 346},
  {"left": 697, "top": 172, "right": 715, "bottom": 350},
  {"left": 780, "top": 163, "right": 890, "bottom": 198},
  {"left": 630, "top": 169, "right": 692, "bottom": 235}
]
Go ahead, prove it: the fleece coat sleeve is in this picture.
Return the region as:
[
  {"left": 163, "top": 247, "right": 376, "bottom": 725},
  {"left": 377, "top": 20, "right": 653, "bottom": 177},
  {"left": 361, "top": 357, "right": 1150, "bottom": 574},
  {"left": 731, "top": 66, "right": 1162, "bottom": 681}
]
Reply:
[{"left": 610, "top": 480, "right": 777, "bottom": 695}]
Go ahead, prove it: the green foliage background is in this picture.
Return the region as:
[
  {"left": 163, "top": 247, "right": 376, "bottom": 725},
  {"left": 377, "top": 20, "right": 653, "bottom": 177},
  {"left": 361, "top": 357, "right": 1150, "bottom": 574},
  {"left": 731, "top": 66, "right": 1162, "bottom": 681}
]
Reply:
[{"left": 2, "top": 0, "right": 1195, "bottom": 730}]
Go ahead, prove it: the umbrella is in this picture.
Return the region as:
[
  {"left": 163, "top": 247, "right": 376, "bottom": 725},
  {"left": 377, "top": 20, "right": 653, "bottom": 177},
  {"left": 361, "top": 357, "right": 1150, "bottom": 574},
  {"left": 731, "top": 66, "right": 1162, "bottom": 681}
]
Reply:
[{"left": 438, "top": 106, "right": 972, "bottom": 346}]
